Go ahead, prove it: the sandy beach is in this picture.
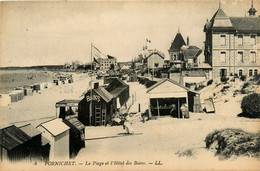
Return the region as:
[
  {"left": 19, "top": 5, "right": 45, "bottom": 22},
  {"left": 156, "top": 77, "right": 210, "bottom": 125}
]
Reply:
[{"left": 1, "top": 74, "right": 259, "bottom": 170}]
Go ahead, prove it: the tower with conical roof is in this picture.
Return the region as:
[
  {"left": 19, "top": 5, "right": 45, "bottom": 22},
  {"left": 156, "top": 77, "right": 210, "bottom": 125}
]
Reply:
[{"left": 168, "top": 32, "right": 186, "bottom": 64}]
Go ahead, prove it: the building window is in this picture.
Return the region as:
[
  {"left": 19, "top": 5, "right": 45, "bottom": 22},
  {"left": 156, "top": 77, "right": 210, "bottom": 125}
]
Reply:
[
  {"left": 250, "top": 51, "right": 256, "bottom": 63},
  {"left": 250, "top": 35, "right": 256, "bottom": 45},
  {"left": 238, "top": 35, "right": 243, "bottom": 46},
  {"left": 154, "top": 63, "right": 159, "bottom": 67},
  {"left": 220, "top": 52, "right": 226, "bottom": 63},
  {"left": 254, "top": 69, "right": 258, "bottom": 76},
  {"left": 239, "top": 69, "right": 243, "bottom": 76},
  {"left": 249, "top": 69, "right": 253, "bottom": 76},
  {"left": 238, "top": 51, "right": 244, "bottom": 62},
  {"left": 174, "top": 55, "right": 177, "bottom": 60},
  {"left": 220, "top": 35, "right": 226, "bottom": 46}
]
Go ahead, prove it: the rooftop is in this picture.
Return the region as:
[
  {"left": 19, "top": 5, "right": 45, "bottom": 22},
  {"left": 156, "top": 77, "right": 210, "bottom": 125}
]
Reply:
[
  {"left": 38, "top": 119, "right": 70, "bottom": 137},
  {"left": 19, "top": 124, "right": 41, "bottom": 138},
  {"left": 169, "top": 33, "right": 186, "bottom": 52},
  {"left": 63, "top": 117, "right": 85, "bottom": 132},
  {"left": 0, "top": 125, "right": 31, "bottom": 150}
]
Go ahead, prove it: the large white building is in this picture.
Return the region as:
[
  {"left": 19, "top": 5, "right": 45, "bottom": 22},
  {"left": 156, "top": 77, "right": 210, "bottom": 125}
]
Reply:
[
  {"left": 204, "top": 1, "right": 260, "bottom": 79},
  {"left": 98, "top": 55, "right": 118, "bottom": 71}
]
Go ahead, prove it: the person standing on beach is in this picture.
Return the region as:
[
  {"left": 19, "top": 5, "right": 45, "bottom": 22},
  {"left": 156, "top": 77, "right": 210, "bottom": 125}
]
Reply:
[{"left": 123, "top": 113, "right": 134, "bottom": 134}]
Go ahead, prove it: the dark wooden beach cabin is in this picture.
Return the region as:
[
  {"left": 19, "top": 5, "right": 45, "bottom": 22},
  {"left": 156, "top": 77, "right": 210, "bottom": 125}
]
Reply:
[
  {"left": 19, "top": 124, "right": 42, "bottom": 161},
  {"left": 0, "top": 125, "right": 31, "bottom": 162},
  {"left": 55, "top": 99, "right": 80, "bottom": 119},
  {"left": 78, "top": 78, "right": 129, "bottom": 126},
  {"left": 63, "top": 117, "right": 85, "bottom": 158},
  {"left": 147, "top": 79, "right": 201, "bottom": 118}
]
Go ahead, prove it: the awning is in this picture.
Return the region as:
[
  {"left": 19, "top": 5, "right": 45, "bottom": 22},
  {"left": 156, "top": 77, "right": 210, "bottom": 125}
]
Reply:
[{"left": 55, "top": 99, "right": 80, "bottom": 108}]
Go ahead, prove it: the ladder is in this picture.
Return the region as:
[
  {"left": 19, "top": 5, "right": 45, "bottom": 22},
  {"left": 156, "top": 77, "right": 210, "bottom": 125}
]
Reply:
[
  {"left": 95, "top": 106, "right": 101, "bottom": 126},
  {"left": 101, "top": 109, "right": 106, "bottom": 126}
]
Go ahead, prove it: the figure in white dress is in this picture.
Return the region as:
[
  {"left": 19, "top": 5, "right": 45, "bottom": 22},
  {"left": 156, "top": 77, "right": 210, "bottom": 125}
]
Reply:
[{"left": 123, "top": 114, "right": 134, "bottom": 134}]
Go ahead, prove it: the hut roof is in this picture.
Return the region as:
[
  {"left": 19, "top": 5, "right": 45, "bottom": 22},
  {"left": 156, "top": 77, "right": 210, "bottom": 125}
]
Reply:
[
  {"left": 0, "top": 125, "right": 31, "bottom": 150},
  {"left": 55, "top": 99, "right": 80, "bottom": 107},
  {"left": 63, "top": 117, "right": 85, "bottom": 132},
  {"left": 38, "top": 119, "right": 69, "bottom": 137},
  {"left": 109, "top": 86, "right": 128, "bottom": 98},
  {"left": 19, "top": 124, "right": 41, "bottom": 138},
  {"left": 94, "top": 87, "right": 114, "bottom": 103},
  {"left": 147, "top": 78, "right": 198, "bottom": 94}
]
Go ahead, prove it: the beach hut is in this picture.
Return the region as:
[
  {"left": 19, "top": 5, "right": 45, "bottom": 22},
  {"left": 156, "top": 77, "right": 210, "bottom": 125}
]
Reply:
[
  {"left": 24, "top": 88, "right": 33, "bottom": 96},
  {"left": 9, "top": 91, "right": 18, "bottom": 103},
  {"left": 0, "top": 125, "right": 31, "bottom": 162},
  {"left": 55, "top": 99, "right": 80, "bottom": 119},
  {"left": 0, "top": 94, "right": 11, "bottom": 106},
  {"left": 78, "top": 78, "right": 129, "bottom": 126},
  {"left": 19, "top": 124, "right": 42, "bottom": 161},
  {"left": 14, "top": 90, "right": 24, "bottom": 101},
  {"left": 146, "top": 78, "right": 200, "bottom": 118},
  {"left": 41, "top": 137, "right": 50, "bottom": 161},
  {"left": 63, "top": 117, "right": 85, "bottom": 158},
  {"left": 33, "top": 84, "right": 41, "bottom": 92},
  {"left": 37, "top": 119, "right": 70, "bottom": 160}
]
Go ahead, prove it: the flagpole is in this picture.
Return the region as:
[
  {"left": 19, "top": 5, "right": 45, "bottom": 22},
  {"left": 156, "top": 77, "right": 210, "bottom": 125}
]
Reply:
[
  {"left": 152, "top": 49, "right": 154, "bottom": 81},
  {"left": 90, "top": 43, "right": 93, "bottom": 126}
]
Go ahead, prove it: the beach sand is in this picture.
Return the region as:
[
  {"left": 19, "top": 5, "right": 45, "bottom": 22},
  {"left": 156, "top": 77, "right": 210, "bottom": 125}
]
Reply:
[{"left": 0, "top": 75, "right": 259, "bottom": 170}]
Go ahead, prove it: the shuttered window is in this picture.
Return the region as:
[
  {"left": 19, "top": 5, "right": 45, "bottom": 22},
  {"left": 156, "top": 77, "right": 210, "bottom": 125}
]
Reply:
[
  {"left": 220, "top": 35, "right": 226, "bottom": 46},
  {"left": 238, "top": 35, "right": 243, "bottom": 46},
  {"left": 220, "top": 52, "right": 226, "bottom": 63}
]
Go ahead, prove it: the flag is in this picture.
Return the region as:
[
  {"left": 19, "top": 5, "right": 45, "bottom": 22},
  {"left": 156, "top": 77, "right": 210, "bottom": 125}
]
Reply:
[
  {"left": 91, "top": 44, "right": 106, "bottom": 63},
  {"left": 93, "top": 57, "right": 99, "bottom": 64},
  {"left": 92, "top": 44, "right": 101, "bottom": 60}
]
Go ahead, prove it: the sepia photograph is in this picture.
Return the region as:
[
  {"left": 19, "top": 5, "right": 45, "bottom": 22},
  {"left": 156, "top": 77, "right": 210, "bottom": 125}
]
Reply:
[{"left": 0, "top": 0, "right": 259, "bottom": 170}]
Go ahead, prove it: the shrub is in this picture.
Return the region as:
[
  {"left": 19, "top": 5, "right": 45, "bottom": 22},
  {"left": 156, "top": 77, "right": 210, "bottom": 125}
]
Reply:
[
  {"left": 242, "top": 82, "right": 250, "bottom": 89},
  {"left": 253, "top": 74, "right": 260, "bottom": 82},
  {"left": 240, "top": 75, "right": 246, "bottom": 81},
  {"left": 207, "top": 79, "right": 213, "bottom": 86},
  {"left": 241, "top": 93, "right": 260, "bottom": 118},
  {"left": 221, "top": 85, "right": 230, "bottom": 93},
  {"left": 205, "top": 128, "right": 260, "bottom": 159}
]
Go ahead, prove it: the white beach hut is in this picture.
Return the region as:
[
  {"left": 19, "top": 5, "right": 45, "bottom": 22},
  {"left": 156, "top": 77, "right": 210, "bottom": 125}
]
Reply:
[{"left": 37, "top": 119, "right": 70, "bottom": 160}]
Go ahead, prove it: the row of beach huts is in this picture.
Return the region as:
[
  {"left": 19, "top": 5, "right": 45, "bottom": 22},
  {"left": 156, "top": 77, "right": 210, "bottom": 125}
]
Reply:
[
  {"left": 0, "top": 75, "right": 73, "bottom": 106},
  {"left": 0, "top": 117, "right": 85, "bottom": 162}
]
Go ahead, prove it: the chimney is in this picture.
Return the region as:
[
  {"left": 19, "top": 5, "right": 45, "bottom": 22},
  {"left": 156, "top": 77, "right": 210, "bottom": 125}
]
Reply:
[{"left": 187, "top": 36, "right": 189, "bottom": 46}]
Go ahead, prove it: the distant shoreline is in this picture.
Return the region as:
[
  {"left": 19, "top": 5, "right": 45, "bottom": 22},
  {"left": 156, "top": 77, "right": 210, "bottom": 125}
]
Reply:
[{"left": 0, "top": 65, "right": 64, "bottom": 71}]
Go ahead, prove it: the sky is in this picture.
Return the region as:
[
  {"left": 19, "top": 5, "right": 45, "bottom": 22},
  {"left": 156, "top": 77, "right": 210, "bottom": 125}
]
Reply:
[{"left": 0, "top": 0, "right": 259, "bottom": 67}]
